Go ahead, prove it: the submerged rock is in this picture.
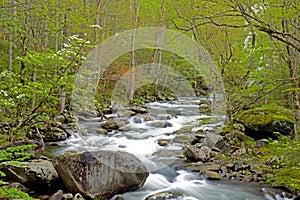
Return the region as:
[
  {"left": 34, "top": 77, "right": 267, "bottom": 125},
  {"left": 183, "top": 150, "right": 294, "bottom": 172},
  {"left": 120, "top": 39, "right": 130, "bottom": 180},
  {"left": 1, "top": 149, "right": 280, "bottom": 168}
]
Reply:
[
  {"left": 101, "top": 120, "right": 119, "bottom": 131},
  {"left": 53, "top": 151, "right": 149, "bottom": 200},
  {"left": 146, "top": 121, "right": 172, "bottom": 128}
]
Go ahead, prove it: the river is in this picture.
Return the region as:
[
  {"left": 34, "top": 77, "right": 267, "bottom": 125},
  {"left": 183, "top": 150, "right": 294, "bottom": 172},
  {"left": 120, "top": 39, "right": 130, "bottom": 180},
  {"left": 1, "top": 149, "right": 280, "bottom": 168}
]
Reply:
[{"left": 46, "top": 97, "right": 293, "bottom": 200}]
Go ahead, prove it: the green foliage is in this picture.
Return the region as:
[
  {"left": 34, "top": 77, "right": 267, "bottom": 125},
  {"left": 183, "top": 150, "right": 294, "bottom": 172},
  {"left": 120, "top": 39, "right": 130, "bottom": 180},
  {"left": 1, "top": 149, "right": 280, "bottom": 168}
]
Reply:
[
  {"left": 259, "top": 137, "right": 300, "bottom": 193},
  {"left": 0, "top": 186, "right": 37, "bottom": 200},
  {"left": 0, "top": 143, "right": 38, "bottom": 199},
  {"left": 0, "top": 143, "right": 37, "bottom": 162}
]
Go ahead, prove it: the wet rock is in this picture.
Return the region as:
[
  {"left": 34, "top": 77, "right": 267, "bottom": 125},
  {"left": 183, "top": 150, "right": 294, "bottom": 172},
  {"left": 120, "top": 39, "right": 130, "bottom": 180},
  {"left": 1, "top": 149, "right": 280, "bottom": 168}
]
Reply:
[
  {"left": 157, "top": 113, "right": 172, "bottom": 120},
  {"left": 183, "top": 144, "right": 207, "bottom": 162},
  {"left": 152, "top": 149, "right": 180, "bottom": 157},
  {"left": 198, "top": 163, "right": 221, "bottom": 172},
  {"left": 94, "top": 128, "right": 108, "bottom": 135},
  {"left": 146, "top": 121, "right": 172, "bottom": 128},
  {"left": 174, "top": 126, "right": 193, "bottom": 134},
  {"left": 117, "top": 110, "right": 135, "bottom": 118},
  {"left": 250, "top": 164, "right": 262, "bottom": 175},
  {"left": 50, "top": 190, "right": 63, "bottom": 200},
  {"left": 130, "top": 106, "right": 148, "bottom": 114},
  {"left": 0, "top": 159, "right": 61, "bottom": 192},
  {"left": 204, "top": 171, "right": 222, "bottom": 180},
  {"left": 53, "top": 151, "right": 149, "bottom": 200},
  {"left": 136, "top": 114, "right": 153, "bottom": 121},
  {"left": 132, "top": 116, "right": 143, "bottom": 123},
  {"left": 157, "top": 139, "right": 171, "bottom": 146},
  {"left": 118, "top": 125, "right": 133, "bottom": 132},
  {"left": 195, "top": 129, "right": 205, "bottom": 138},
  {"left": 145, "top": 191, "right": 182, "bottom": 200},
  {"left": 172, "top": 134, "right": 197, "bottom": 144},
  {"left": 101, "top": 120, "right": 119, "bottom": 131}
]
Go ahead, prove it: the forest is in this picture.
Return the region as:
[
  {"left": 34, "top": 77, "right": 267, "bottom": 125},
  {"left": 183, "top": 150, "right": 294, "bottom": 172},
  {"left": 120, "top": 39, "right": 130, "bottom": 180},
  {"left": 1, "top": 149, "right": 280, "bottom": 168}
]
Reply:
[{"left": 0, "top": 0, "right": 299, "bottom": 199}]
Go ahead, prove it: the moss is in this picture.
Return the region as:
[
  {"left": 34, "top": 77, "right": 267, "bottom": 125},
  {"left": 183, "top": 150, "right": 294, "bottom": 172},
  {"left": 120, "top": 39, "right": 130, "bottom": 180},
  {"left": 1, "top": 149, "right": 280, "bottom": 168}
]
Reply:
[
  {"left": 236, "top": 106, "right": 294, "bottom": 125},
  {"left": 97, "top": 159, "right": 102, "bottom": 168}
]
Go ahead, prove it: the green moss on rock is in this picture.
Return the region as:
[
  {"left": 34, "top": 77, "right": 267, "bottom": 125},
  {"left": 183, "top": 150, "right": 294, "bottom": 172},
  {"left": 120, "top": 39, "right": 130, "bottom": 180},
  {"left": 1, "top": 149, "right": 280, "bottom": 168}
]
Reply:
[{"left": 235, "top": 106, "right": 294, "bottom": 140}]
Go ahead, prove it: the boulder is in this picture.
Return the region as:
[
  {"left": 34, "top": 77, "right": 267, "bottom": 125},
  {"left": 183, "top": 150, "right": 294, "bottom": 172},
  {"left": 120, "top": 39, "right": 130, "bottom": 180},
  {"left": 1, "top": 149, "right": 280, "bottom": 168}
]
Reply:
[
  {"left": 0, "top": 159, "right": 61, "bottom": 192},
  {"left": 235, "top": 107, "right": 294, "bottom": 139},
  {"left": 183, "top": 144, "right": 207, "bottom": 162},
  {"left": 53, "top": 151, "right": 149, "bottom": 200}
]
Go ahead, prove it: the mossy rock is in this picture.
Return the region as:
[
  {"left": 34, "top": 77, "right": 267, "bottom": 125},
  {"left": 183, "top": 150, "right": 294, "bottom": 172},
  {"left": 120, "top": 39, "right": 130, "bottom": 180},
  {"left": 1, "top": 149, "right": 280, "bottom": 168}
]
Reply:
[{"left": 234, "top": 106, "right": 294, "bottom": 140}]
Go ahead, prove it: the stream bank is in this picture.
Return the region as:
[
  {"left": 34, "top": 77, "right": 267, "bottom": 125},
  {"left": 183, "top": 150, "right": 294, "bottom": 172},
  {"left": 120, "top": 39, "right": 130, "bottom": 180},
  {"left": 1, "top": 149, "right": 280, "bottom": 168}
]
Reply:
[{"left": 0, "top": 98, "right": 299, "bottom": 199}]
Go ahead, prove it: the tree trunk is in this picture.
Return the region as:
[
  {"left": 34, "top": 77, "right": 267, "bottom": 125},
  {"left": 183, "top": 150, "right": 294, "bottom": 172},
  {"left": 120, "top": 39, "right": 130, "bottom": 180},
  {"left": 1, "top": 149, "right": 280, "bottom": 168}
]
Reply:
[{"left": 129, "top": 1, "right": 139, "bottom": 102}]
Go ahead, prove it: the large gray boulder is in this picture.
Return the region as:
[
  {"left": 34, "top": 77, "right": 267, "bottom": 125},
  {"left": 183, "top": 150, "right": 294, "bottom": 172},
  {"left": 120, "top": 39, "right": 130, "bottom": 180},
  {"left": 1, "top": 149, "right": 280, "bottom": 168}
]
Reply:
[
  {"left": 0, "top": 159, "right": 61, "bottom": 192},
  {"left": 53, "top": 151, "right": 149, "bottom": 200}
]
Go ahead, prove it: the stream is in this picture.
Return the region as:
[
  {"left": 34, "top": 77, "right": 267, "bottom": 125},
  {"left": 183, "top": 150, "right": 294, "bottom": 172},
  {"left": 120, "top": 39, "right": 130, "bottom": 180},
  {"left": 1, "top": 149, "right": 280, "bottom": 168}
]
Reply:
[{"left": 46, "top": 97, "right": 293, "bottom": 200}]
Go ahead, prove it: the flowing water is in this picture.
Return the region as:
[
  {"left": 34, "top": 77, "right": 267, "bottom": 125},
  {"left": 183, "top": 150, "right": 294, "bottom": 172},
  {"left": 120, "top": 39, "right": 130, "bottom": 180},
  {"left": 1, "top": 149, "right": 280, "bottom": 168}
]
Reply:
[{"left": 46, "top": 97, "right": 293, "bottom": 200}]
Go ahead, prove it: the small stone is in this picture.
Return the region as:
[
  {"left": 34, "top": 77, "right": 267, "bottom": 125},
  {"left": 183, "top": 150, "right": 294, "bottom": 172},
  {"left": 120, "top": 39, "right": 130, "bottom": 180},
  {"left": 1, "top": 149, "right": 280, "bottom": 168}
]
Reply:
[
  {"left": 255, "top": 139, "right": 270, "bottom": 148},
  {"left": 205, "top": 171, "right": 222, "bottom": 180},
  {"left": 157, "top": 113, "right": 172, "bottom": 120},
  {"left": 221, "top": 166, "right": 228, "bottom": 173},
  {"left": 157, "top": 139, "right": 171, "bottom": 146},
  {"left": 199, "top": 164, "right": 221, "bottom": 172},
  {"left": 250, "top": 163, "right": 262, "bottom": 175},
  {"left": 130, "top": 106, "right": 148, "bottom": 114}
]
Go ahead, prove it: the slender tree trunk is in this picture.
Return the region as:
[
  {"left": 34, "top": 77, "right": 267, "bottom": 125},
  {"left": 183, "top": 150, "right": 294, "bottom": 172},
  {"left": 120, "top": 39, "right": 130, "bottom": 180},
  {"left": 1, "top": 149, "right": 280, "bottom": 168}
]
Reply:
[{"left": 129, "top": 1, "right": 139, "bottom": 102}]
